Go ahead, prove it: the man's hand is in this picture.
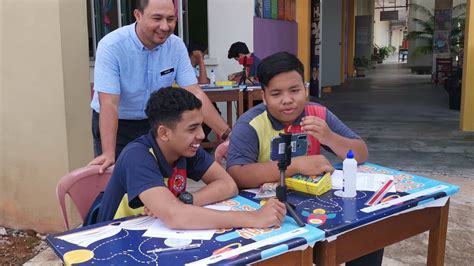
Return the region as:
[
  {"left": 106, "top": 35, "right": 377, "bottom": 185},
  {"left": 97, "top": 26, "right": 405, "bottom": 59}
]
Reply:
[
  {"left": 250, "top": 198, "right": 286, "bottom": 228},
  {"left": 228, "top": 72, "right": 242, "bottom": 82},
  {"left": 292, "top": 155, "right": 334, "bottom": 176},
  {"left": 88, "top": 152, "right": 115, "bottom": 174},
  {"left": 300, "top": 116, "right": 333, "bottom": 145}
]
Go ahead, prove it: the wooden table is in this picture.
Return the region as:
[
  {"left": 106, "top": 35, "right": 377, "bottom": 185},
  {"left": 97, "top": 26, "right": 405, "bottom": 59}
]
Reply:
[
  {"left": 314, "top": 198, "right": 450, "bottom": 266},
  {"left": 246, "top": 86, "right": 263, "bottom": 109},
  {"left": 203, "top": 87, "right": 244, "bottom": 148}
]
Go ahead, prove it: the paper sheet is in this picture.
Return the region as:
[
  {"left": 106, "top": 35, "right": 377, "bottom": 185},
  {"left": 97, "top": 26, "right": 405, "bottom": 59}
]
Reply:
[
  {"left": 56, "top": 216, "right": 155, "bottom": 247},
  {"left": 331, "top": 170, "right": 396, "bottom": 192},
  {"left": 142, "top": 203, "right": 232, "bottom": 240},
  {"left": 142, "top": 219, "right": 216, "bottom": 240}
]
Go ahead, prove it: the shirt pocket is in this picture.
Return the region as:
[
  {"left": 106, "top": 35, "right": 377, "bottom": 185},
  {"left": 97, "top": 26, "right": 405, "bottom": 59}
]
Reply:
[{"left": 157, "top": 68, "right": 176, "bottom": 88}]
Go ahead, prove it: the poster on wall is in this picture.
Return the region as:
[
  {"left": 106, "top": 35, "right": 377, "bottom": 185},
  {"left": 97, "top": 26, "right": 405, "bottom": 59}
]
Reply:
[{"left": 310, "top": 0, "right": 321, "bottom": 97}]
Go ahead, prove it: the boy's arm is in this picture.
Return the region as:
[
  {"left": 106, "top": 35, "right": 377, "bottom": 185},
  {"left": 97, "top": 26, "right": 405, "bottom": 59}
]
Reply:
[
  {"left": 301, "top": 116, "right": 369, "bottom": 162},
  {"left": 322, "top": 134, "right": 368, "bottom": 163},
  {"left": 193, "top": 51, "right": 210, "bottom": 84},
  {"left": 191, "top": 162, "right": 238, "bottom": 206},
  {"left": 139, "top": 187, "right": 286, "bottom": 230},
  {"left": 227, "top": 155, "right": 334, "bottom": 188}
]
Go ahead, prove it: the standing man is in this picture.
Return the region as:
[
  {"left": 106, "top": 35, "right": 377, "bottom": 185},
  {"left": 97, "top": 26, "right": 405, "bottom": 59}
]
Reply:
[{"left": 89, "top": 0, "right": 230, "bottom": 173}]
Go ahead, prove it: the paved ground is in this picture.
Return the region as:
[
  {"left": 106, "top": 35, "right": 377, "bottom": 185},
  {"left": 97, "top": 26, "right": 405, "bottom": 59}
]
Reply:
[
  {"left": 28, "top": 59, "right": 473, "bottom": 265},
  {"left": 317, "top": 59, "right": 473, "bottom": 265}
]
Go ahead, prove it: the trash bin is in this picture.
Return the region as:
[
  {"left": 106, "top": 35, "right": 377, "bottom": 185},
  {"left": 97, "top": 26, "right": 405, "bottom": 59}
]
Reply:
[{"left": 444, "top": 69, "right": 462, "bottom": 111}]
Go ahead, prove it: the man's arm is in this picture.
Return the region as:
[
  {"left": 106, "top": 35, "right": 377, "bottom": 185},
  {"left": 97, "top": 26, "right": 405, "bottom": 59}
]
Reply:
[
  {"left": 183, "top": 84, "right": 229, "bottom": 138},
  {"left": 139, "top": 187, "right": 286, "bottom": 230},
  {"left": 191, "top": 162, "right": 238, "bottom": 206},
  {"left": 228, "top": 155, "right": 334, "bottom": 188},
  {"left": 88, "top": 92, "right": 119, "bottom": 173}
]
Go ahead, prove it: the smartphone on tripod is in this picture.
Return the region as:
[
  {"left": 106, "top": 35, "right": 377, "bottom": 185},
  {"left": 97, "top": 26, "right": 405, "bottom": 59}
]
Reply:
[{"left": 270, "top": 133, "right": 308, "bottom": 161}]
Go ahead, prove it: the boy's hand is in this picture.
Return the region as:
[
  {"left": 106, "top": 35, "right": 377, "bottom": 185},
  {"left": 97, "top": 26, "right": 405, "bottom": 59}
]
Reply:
[
  {"left": 251, "top": 198, "right": 286, "bottom": 228},
  {"left": 293, "top": 155, "right": 334, "bottom": 175},
  {"left": 191, "top": 50, "right": 204, "bottom": 64},
  {"left": 300, "top": 116, "right": 333, "bottom": 145}
]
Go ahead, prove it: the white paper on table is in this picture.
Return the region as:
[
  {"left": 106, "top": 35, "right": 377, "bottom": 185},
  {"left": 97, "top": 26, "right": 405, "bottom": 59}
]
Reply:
[
  {"left": 56, "top": 216, "right": 156, "bottom": 247},
  {"left": 204, "top": 204, "right": 232, "bottom": 211},
  {"left": 331, "top": 170, "right": 396, "bottom": 192},
  {"left": 142, "top": 203, "right": 233, "bottom": 240},
  {"left": 142, "top": 219, "right": 216, "bottom": 240},
  {"left": 242, "top": 188, "right": 260, "bottom": 195}
]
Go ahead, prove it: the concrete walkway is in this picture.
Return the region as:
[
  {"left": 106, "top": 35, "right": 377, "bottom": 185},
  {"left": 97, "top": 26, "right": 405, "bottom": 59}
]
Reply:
[
  {"left": 30, "top": 61, "right": 473, "bottom": 265},
  {"left": 318, "top": 61, "right": 474, "bottom": 265}
]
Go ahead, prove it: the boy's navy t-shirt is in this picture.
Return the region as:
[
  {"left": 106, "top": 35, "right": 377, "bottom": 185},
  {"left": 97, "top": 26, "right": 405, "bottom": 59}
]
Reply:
[{"left": 97, "top": 131, "right": 214, "bottom": 223}]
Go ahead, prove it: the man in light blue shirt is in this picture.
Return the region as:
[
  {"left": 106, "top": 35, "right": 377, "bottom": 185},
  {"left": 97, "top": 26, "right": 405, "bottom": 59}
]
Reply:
[{"left": 89, "top": 0, "right": 230, "bottom": 173}]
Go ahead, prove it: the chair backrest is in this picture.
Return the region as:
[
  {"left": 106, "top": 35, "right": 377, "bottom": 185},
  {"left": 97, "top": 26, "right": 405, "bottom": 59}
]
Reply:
[{"left": 56, "top": 165, "right": 113, "bottom": 230}]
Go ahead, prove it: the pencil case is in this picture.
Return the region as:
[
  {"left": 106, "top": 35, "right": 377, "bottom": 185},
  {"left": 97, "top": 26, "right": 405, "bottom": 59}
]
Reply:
[{"left": 285, "top": 172, "right": 332, "bottom": 196}]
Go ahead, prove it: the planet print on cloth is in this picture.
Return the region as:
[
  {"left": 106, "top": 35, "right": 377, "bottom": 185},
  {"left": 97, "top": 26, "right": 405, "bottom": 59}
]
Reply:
[
  {"left": 63, "top": 249, "right": 94, "bottom": 265},
  {"left": 301, "top": 208, "right": 336, "bottom": 227},
  {"left": 164, "top": 238, "right": 192, "bottom": 247},
  {"left": 212, "top": 243, "right": 242, "bottom": 260}
]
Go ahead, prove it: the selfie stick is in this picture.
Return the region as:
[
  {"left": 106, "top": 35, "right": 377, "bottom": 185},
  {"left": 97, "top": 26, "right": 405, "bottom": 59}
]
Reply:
[{"left": 276, "top": 133, "right": 305, "bottom": 227}]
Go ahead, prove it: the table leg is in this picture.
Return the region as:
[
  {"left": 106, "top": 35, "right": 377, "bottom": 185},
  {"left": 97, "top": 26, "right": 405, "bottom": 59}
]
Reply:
[
  {"left": 314, "top": 240, "right": 337, "bottom": 266},
  {"left": 226, "top": 101, "right": 232, "bottom": 128},
  {"left": 238, "top": 91, "right": 244, "bottom": 117},
  {"left": 248, "top": 92, "right": 254, "bottom": 110},
  {"left": 427, "top": 198, "right": 450, "bottom": 266}
]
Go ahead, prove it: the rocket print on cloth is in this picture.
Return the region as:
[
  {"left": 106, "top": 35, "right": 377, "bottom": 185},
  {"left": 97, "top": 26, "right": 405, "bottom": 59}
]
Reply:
[{"left": 168, "top": 168, "right": 187, "bottom": 196}]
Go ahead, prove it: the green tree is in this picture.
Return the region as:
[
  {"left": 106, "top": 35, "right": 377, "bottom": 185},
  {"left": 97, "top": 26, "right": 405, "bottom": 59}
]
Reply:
[{"left": 406, "top": 3, "right": 466, "bottom": 57}]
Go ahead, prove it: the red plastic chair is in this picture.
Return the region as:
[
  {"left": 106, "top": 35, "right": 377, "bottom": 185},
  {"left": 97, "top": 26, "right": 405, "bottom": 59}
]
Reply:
[{"left": 56, "top": 165, "right": 113, "bottom": 230}]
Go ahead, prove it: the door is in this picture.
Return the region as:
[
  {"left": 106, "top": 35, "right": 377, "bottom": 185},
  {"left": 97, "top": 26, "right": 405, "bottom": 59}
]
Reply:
[{"left": 320, "top": 0, "right": 342, "bottom": 93}]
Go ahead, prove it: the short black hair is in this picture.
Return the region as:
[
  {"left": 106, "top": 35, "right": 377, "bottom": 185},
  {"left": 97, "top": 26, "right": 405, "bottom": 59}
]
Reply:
[
  {"left": 228, "top": 42, "right": 250, "bottom": 59},
  {"left": 256, "top": 52, "right": 304, "bottom": 89},
  {"left": 145, "top": 87, "right": 202, "bottom": 133},
  {"left": 135, "top": 0, "right": 149, "bottom": 13},
  {"left": 187, "top": 42, "right": 206, "bottom": 56},
  {"left": 136, "top": 0, "right": 174, "bottom": 13}
]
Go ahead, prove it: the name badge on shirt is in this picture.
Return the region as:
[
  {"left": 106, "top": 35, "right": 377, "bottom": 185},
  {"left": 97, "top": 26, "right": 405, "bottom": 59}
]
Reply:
[{"left": 160, "top": 68, "right": 174, "bottom": 76}]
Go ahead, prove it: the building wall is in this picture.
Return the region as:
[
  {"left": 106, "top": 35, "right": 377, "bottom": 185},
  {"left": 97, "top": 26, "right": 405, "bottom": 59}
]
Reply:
[
  {"left": 374, "top": 9, "right": 391, "bottom": 47},
  {"left": 207, "top": 0, "right": 254, "bottom": 82},
  {"left": 391, "top": 25, "right": 405, "bottom": 51},
  {"left": 1, "top": 0, "right": 92, "bottom": 233}
]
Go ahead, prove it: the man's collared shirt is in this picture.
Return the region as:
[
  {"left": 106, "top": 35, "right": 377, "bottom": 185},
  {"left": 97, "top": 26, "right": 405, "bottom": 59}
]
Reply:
[{"left": 91, "top": 23, "right": 197, "bottom": 120}]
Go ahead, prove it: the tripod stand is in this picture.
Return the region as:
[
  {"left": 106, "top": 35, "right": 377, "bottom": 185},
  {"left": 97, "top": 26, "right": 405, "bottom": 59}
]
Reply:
[
  {"left": 238, "top": 57, "right": 255, "bottom": 86},
  {"left": 276, "top": 133, "right": 305, "bottom": 227}
]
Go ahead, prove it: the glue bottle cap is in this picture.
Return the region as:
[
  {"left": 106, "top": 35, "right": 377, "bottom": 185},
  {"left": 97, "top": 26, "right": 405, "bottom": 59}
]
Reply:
[{"left": 346, "top": 150, "right": 354, "bottom": 159}]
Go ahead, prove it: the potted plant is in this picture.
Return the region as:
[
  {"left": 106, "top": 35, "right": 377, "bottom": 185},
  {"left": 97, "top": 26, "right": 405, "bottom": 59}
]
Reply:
[{"left": 354, "top": 57, "right": 370, "bottom": 77}]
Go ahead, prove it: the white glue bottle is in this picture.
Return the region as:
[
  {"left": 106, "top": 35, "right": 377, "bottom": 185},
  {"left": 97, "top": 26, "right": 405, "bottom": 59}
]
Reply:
[
  {"left": 210, "top": 69, "right": 216, "bottom": 86},
  {"left": 342, "top": 149, "right": 357, "bottom": 197}
]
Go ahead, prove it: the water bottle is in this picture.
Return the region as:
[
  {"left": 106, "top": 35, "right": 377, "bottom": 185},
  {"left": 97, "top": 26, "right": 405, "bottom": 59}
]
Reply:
[
  {"left": 342, "top": 149, "right": 357, "bottom": 197},
  {"left": 210, "top": 69, "right": 216, "bottom": 85}
]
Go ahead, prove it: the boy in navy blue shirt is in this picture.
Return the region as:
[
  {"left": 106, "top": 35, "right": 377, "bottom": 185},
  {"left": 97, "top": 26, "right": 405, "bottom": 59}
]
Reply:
[{"left": 97, "top": 87, "right": 286, "bottom": 229}]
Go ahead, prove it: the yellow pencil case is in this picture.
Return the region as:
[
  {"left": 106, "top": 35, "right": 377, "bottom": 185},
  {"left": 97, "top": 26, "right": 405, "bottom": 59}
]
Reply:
[{"left": 285, "top": 172, "right": 332, "bottom": 196}]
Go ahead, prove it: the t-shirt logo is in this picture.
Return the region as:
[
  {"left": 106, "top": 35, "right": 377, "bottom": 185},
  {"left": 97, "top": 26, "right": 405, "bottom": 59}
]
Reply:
[{"left": 168, "top": 168, "right": 187, "bottom": 196}]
